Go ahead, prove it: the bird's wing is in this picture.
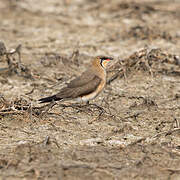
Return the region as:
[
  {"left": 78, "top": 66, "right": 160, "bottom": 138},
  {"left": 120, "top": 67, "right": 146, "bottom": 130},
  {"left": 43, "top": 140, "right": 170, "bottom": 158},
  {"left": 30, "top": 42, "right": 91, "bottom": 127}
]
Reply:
[
  {"left": 56, "top": 75, "right": 101, "bottom": 99},
  {"left": 67, "top": 69, "right": 96, "bottom": 88}
]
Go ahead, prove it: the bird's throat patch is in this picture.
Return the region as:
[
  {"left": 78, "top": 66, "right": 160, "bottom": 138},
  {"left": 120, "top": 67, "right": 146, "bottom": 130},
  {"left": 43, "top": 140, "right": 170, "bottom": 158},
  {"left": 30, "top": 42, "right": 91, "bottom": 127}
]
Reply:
[{"left": 102, "top": 60, "right": 108, "bottom": 67}]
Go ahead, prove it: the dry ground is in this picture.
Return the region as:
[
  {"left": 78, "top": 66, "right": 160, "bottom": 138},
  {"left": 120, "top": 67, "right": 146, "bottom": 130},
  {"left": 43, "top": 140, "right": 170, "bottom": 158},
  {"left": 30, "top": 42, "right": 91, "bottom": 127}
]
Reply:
[{"left": 0, "top": 0, "right": 180, "bottom": 179}]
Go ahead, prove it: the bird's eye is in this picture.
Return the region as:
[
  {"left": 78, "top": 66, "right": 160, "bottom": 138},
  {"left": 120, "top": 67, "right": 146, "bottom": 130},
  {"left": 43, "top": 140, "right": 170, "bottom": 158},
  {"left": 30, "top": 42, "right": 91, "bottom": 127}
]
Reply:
[{"left": 100, "top": 57, "right": 113, "bottom": 61}]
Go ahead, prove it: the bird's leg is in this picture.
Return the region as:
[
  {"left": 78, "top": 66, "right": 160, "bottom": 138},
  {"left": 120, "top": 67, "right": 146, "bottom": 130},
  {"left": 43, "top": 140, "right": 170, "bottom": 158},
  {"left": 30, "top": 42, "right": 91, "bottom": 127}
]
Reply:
[
  {"left": 86, "top": 101, "right": 90, "bottom": 105},
  {"left": 41, "top": 100, "right": 57, "bottom": 116},
  {"left": 48, "top": 100, "right": 57, "bottom": 109}
]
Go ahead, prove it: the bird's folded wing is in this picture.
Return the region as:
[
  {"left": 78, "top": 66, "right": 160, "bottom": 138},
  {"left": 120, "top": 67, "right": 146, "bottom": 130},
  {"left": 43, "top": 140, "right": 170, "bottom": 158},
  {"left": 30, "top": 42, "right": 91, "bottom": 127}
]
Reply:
[
  {"left": 67, "top": 70, "right": 96, "bottom": 88},
  {"left": 56, "top": 75, "right": 101, "bottom": 99}
]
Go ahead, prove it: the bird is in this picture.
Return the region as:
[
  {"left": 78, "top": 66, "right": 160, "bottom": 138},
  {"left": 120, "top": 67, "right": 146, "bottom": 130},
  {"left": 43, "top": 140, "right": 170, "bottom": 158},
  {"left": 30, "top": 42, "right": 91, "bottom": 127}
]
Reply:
[{"left": 39, "top": 56, "right": 113, "bottom": 104}]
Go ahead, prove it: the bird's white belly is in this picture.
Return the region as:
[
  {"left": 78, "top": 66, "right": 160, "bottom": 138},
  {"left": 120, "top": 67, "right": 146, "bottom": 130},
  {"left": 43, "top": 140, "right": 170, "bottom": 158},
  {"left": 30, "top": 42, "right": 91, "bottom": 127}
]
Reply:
[
  {"left": 81, "top": 91, "right": 99, "bottom": 102},
  {"left": 77, "top": 81, "right": 106, "bottom": 103}
]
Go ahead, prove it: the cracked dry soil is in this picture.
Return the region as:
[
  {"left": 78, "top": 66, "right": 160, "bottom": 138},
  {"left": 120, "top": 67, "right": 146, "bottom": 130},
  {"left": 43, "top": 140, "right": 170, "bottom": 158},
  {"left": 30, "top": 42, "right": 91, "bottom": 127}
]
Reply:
[{"left": 0, "top": 0, "right": 180, "bottom": 179}]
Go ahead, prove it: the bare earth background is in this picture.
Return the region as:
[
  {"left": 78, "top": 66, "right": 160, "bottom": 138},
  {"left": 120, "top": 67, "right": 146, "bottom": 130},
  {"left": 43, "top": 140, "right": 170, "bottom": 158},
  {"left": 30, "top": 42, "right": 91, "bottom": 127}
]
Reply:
[{"left": 0, "top": 0, "right": 180, "bottom": 179}]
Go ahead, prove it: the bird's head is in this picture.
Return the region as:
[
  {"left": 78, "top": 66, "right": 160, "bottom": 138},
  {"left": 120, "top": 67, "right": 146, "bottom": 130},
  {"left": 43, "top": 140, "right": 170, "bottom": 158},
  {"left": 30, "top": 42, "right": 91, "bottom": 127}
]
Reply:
[{"left": 94, "top": 56, "right": 113, "bottom": 69}]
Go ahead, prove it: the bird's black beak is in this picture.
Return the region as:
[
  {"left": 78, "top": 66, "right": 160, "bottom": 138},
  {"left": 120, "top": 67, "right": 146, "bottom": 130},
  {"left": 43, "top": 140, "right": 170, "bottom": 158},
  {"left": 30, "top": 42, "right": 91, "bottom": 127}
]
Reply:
[{"left": 106, "top": 57, "right": 113, "bottom": 61}]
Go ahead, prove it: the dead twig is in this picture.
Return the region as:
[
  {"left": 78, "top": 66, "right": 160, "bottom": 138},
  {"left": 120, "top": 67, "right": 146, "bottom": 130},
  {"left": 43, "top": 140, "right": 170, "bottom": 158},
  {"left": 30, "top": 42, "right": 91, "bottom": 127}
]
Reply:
[
  {"left": 25, "top": 87, "right": 35, "bottom": 95},
  {"left": 0, "top": 41, "right": 6, "bottom": 56},
  {"left": 39, "top": 100, "right": 57, "bottom": 117},
  {"left": 70, "top": 49, "right": 79, "bottom": 66},
  {"left": 43, "top": 136, "right": 50, "bottom": 146},
  {"left": 0, "top": 110, "right": 24, "bottom": 115},
  {"left": 128, "top": 137, "right": 146, "bottom": 146},
  {"left": 162, "top": 168, "right": 180, "bottom": 174},
  {"left": 152, "top": 128, "right": 180, "bottom": 139},
  {"left": 174, "top": 117, "right": 180, "bottom": 128},
  {"left": 107, "top": 69, "right": 122, "bottom": 84},
  {"left": 1, "top": 44, "right": 34, "bottom": 79},
  {"left": 27, "top": 102, "right": 32, "bottom": 120},
  {"left": 61, "top": 163, "right": 95, "bottom": 170}
]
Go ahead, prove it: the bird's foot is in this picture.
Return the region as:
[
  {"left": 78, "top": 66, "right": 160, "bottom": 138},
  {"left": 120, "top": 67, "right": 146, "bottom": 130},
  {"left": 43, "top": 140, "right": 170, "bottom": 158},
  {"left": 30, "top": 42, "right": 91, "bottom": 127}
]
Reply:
[{"left": 40, "top": 100, "right": 57, "bottom": 116}]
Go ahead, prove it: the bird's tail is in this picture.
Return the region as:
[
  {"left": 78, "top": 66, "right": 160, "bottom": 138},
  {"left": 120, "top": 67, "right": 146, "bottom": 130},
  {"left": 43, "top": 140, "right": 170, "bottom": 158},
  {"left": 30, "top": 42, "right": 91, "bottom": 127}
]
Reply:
[{"left": 38, "top": 95, "right": 61, "bottom": 103}]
